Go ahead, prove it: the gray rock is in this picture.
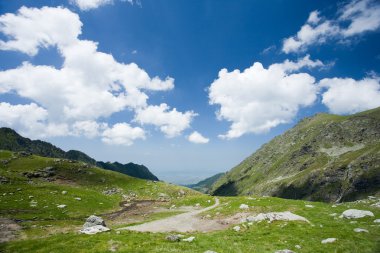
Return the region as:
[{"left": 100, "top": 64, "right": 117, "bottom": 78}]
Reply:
[
  {"left": 80, "top": 225, "right": 110, "bottom": 235},
  {"left": 83, "top": 215, "right": 106, "bottom": 228},
  {"left": 204, "top": 251, "right": 218, "bottom": 253},
  {"left": 275, "top": 250, "right": 295, "bottom": 253},
  {"left": 341, "top": 209, "right": 374, "bottom": 219},
  {"left": 165, "top": 234, "right": 181, "bottom": 242}
]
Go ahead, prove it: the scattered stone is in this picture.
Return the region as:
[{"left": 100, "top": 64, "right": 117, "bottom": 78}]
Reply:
[
  {"left": 368, "top": 196, "right": 376, "bottom": 200},
  {"left": 295, "top": 245, "right": 301, "bottom": 249},
  {"left": 80, "top": 215, "right": 109, "bottom": 234},
  {"left": 22, "top": 167, "right": 55, "bottom": 179},
  {"left": 370, "top": 202, "right": 380, "bottom": 208},
  {"left": 332, "top": 205, "right": 337, "bottom": 208},
  {"left": 57, "top": 204, "right": 66, "bottom": 208},
  {"left": 305, "top": 204, "right": 314, "bottom": 208},
  {"left": 329, "top": 213, "right": 337, "bottom": 217},
  {"left": 321, "top": 238, "right": 337, "bottom": 244},
  {"left": 239, "top": 204, "right": 249, "bottom": 209},
  {"left": 74, "top": 197, "right": 81, "bottom": 201},
  {"left": 354, "top": 228, "right": 369, "bottom": 233},
  {"left": 165, "top": 234, "right": 181, "bottom": 242},
  {"left": 102, "top": 188, "right": 119, "bottom": 195},
  {"left": 233, "top": 225, "right": 241, "bottom": 232},
  {"left": 341, "top": 209, "right": 374, "bottom": 219},
  {"left": 275, "top": 250, "right": 295, "bottom": 253},
  {"left": 374, "top": 219, "right": 380, "bottom": 223},
  {"left": 245, "top": 211, "right": 309, "bottom": 223},
  {"left": 204, "top": 251, "right": 218, "bottom": 253},
  {"left": 80, "top": 225, "right": 110, "bottom": 235},
  {"left": 83, "top": 215, "right": 106, "bottom": 228},
  {"left": 178, "top": 190, "right": 185, "bottom": 196},
  {"left": 182, "top": 236, "right": 195, "bottom": 242},
  {"left": 0, "top": 176, "right": 10, "bottom": 184},
  {"left": 62, "top": 191, "right": 67, "bottom": 195}
]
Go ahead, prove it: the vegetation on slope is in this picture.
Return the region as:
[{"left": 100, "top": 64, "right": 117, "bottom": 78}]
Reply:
[
  {"left": 211, "top": 107, "right": 380, "bottom": 202},
  {"left": 0, "top": 128, "right": 159, "bottom": 181},
  {"left": 186, "top": 173, "right": 225, "bottom": 193}
]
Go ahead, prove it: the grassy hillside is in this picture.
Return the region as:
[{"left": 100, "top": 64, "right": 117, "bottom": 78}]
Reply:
[
  {"left": 1, "top": 150, "right": 379, "bottom": 252},
  {"left": 97, "top": 161, "right": 159, "bottom": 181},
  {"left": 187, "top": 173, "right": 225, "bottom": 193},
  {"left": 0, "top": 128, "right": 159, "bottom": 181},
  {"left": 211, "top": 107, "right": 380, "bottom": 202}
]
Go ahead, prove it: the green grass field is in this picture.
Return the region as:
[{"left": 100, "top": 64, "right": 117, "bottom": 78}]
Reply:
[{"left": 1, "top": 151, "right": 379, "bottom": 252}]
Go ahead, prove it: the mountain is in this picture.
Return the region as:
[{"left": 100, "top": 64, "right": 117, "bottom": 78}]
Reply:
[
  {"left": 0, "top": 127, "right": 158, "bottom": 181},
  {"left": 96, "top": 161, "right": 159, "bottom": 181},
  {"left": 211, "top": 107, "right": 380, "bottom": 202},
  {"left": 186, "top": 173, "right": 225, "bottom": 193}
]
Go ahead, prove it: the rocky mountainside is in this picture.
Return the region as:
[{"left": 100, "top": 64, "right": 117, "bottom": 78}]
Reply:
[
  {"left": 186, "top": 173, "right": 225, "bottom": 193},
  {"left": 211, "top": 107, "right": 380, "bottom": 202},
  {"left": 0, "top": 127, "right": 158, "bottom": 181},
  {"left": 96, "top": 161, "right": 158, "bottom": 181}
]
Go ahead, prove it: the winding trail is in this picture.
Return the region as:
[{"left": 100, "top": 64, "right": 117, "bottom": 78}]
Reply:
[{"left": 118, "top": 198, "right": 222, "bottom": 233}]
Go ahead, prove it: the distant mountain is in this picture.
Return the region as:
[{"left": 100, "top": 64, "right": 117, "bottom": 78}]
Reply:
[
  {"left": 211, "top": 107, "right": 380, "bottom": 202},
  {"left": 96, "top": 161, "right": 158, "bottom": 181},
  {"left": 0, "top": 127, "right": 158, "bottom": 181},
  {"left": 186, "top": 173, "right": 225, "bottom": 193}
]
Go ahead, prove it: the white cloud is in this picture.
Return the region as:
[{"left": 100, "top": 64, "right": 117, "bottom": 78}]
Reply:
[
  {"left": 0, "top": 6, "right": 81, "bottom": 56},
  {"left": 209, "top": 56, "right": 322, "bottom": 139},
  {"left": 71, "top": 0, "right": 113, "bottom": 11},
  {"left": 188, "top": 131, "right": 209, "bottom": 144},
  {"left": 102, "top": 123, "right": 145, "bottom": 145},
  {"left": 320, "top": 77, "right": 380, "bottom": 114},
  {"left": 283, "top": 0, "right": 380, "bottom": 53},
  {"left": 0, "top": 6, "right": 194, "bottom": 144},
  {"left": 134, "top": 103, "right": 197, "bottom": 138}
]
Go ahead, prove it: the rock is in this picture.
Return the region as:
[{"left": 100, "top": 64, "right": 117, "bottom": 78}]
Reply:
[
  {"left": 195, "top": 203, "right": 200, "bottom": 207},
  {"left": 341, "top": 209, "right": 374, "bottom": 219},
  {"left": 370, "top": 201, "right": 380, "bottom": 208},
  {"left": 0, "top": 176, "right": 10, "bottom": 184},
  {"left": 245, "top": 211, "right": 309, "bottom": 223},
  {"left": 80, "top": 225, "right": 110, "bottom": 235},
  {"left": 62, "top": 191, "right": 67, "bottom": 195},
  {"left": 74, "top": 197, "right": 81, "bottom": 201},
  {"left": 178, "top": 190, "right": 185, "bottom": 196},
  {"left": 165, "top": 234, "right": 181, "bottom": 242},
  {"left": 305, "top": 204, "right": 314, "bottom": 208},
  {"left": 295, "top": 245, "right": 301, "bottom": 249},
  {"left": 374, "top": 219, "right": 380, "bottom": 223},
  {"left": 354, "top": 228, "right": 369, "bottom": 233},
  {"left": 233, "top": 225, "right": 241, "bottom": 232},
  {"left": 57, "top": 204, "right": 66, "bottom": 208},
  {"left": 83, "top": 215, "right": 106, "bottom": 228},
  {"left": 275, "top": 250, "right": 295, "bottom": 253},
  {"left": 321, "top": 238, "right": 337, "bottom": 244},
  {"left": 204, "top": 251, "right": 218, "bottom": 253},
  {"left": 182, "top": 236, "right": 195, "bottom": 242},
  {"left": 239, "top": 204, "right": 249, "bottom": 209},
  {"left": 102, "top": 188, "right": 119, "bottom": 195}
]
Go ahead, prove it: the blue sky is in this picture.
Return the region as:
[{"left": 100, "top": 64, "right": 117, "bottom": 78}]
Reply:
[{"left": 0, "top": 0, "right": 380, "bottom": 184}]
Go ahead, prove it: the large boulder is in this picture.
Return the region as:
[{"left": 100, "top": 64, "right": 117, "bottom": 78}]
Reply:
[
  {"left": 83, "top": 215, "right": 106, "bottom": 228},
  {"left": 341, "top": 209, "right": 374, "bottom": 219},
  {"left": 245, "top": 211, "right": 309, "bottom": 223},
  {"left": 80, "top": 215, "right": 109, "bottom": 235}
]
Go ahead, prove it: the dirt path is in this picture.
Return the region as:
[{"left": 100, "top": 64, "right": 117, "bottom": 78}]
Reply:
[{"left": 118, "top": 198, "right": 226, "bottom": 233}]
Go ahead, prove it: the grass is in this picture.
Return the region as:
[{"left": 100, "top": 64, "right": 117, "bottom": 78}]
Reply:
[{"left": 1, "top": 151, "right": 379, "bottom": 252}]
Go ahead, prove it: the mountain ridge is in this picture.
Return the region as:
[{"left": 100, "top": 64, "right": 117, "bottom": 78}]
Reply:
[
  {"left": 0, "top": 127, "right": 158, "bottom": 181},
  {"left": 210, "top": 107, "right": 380, "bottom": 202}
]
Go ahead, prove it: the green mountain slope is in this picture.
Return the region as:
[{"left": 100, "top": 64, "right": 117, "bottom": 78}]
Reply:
[
  {"left": 186, "top": 173, "right": 225, "bottom": 193},
  {"left": 96, "top": 161, "right": 159, "bottom": 181},
  {"left": 0, "top": 128, "right": 158, "bottom": 181},
  {"left": 211, "top": 107, "right": 380, "bottom": 202}
]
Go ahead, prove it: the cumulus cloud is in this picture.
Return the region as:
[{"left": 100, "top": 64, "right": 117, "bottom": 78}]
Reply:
[
  {"left": 283, "top": 0, "right": 380, "bottom": 53},
  {"left": 102, "top": 123, "right": 145, "bottom": 146},
  {"left": 134, "top": 104, "right": 197, "bottom": 138},
  {"left": 209, "top": 56, "right": 323, "bottom": 139},
  {"left": 71, "top": 0, "right": 141, "bottom": 11},
  {"left": 188, "top": 131, "right": 209, "bottom": 144},
  {"left": 71, "top": 0, "right": 112, "bottom": 10},
  {"left": 0, "top": 6, "right": 194, "bottom": 144},
  {"left": 320, "top": 77, "right": 380, "bottom": 114}
]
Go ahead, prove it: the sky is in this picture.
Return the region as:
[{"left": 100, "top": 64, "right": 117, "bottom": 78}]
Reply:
[{"left": 0, "top": 0, "right": 380, "bottom": 184}]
